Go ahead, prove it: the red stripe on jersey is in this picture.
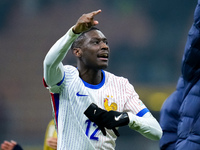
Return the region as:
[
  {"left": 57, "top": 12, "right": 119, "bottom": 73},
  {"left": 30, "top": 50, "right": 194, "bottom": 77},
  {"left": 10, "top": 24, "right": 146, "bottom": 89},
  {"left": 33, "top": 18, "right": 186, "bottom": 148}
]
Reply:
[{"left": 43, "top": 78, "right": 48, "bottom": 87}]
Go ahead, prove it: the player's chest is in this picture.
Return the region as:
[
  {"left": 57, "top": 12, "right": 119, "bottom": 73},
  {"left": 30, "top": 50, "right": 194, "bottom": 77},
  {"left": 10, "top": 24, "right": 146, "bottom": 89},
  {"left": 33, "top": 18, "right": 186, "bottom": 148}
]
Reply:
[
  {"left": 66, "top": 78, "right": 127, "bottom": 111},
  {"left": 86, "top": 88, "right": 126, "bottom": 112}
]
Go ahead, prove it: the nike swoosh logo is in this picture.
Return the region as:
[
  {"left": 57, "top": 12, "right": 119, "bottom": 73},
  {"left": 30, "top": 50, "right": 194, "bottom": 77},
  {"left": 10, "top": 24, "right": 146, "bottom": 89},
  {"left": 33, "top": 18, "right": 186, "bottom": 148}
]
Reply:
[
  {"left": 114, "top": 114, "right": 123, "bottom": 121},
  {"left": 76, "top": 92, "right": 88, "bottom": 97}
]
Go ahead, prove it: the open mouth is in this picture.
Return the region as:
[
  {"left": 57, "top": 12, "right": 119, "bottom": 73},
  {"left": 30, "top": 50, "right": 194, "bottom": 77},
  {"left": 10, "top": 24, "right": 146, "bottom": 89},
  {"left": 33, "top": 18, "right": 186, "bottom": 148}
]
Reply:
[
  {"left": 97, "top": 53, "right": 109, "bottom": 59},
  {"left": 97, "top": 53, "right": 109, "bottom": 61}
]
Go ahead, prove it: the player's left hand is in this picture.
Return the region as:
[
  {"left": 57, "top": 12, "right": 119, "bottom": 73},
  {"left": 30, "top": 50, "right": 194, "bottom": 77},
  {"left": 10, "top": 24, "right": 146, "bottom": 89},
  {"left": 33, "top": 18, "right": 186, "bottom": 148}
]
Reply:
[{"left": 84, "top": 103, "right": 130, "bottom": 137}]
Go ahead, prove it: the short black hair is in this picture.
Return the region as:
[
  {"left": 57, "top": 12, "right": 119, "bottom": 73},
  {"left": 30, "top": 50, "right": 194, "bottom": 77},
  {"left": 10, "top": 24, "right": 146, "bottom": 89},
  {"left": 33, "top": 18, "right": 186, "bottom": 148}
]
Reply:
[{"left": 70, "top": 27, "right": 100, "bottom": 50}]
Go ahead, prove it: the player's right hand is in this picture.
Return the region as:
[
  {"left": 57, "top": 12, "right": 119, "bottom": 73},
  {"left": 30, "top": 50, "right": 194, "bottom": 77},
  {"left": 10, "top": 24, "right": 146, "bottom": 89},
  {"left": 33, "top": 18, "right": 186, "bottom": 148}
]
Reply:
[{"left": 72, "top": 9, "right": 101, "bottom": 34}]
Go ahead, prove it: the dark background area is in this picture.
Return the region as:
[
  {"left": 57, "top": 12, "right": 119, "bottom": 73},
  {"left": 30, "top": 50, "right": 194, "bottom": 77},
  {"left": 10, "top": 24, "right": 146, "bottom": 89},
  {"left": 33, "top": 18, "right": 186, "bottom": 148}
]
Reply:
[{"left": 0, "top": 0, "right": 197, "bottom": 149}]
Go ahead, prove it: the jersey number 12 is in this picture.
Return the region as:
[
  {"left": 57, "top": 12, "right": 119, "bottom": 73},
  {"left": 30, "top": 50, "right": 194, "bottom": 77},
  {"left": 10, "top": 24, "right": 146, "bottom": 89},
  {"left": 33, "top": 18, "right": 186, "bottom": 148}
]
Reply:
[{"left": 85, "top": 119, "right": 99, "bottom": 141}]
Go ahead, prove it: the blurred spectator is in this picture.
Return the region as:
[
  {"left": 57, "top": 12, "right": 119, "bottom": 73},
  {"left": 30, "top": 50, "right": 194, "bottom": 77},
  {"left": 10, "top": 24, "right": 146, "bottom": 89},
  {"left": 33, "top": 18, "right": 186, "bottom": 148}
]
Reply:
[
  {"left": 43, "top": 119, "right": 57, "bottom": 150},
  {"left": 1, "top": 119, "right": 57, "bottom": 150},
  {"left": 1, "top": 140, "right": 23, "bottom": 150},
  {"left": 159, "top": 0, "right": 200, "bottom": 149}
]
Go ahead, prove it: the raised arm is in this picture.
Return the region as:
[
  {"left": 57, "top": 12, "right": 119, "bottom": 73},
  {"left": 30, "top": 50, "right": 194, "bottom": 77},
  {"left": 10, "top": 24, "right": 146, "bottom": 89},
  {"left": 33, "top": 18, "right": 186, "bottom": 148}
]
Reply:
[{"left": 43, "top": 10, "right": 101, "bottom": 89}]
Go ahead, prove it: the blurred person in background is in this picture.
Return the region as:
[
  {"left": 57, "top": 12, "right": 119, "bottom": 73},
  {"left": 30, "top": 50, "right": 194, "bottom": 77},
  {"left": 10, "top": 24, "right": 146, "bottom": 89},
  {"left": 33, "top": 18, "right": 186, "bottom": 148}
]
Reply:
[
  {"left": 43, "top": 119, "right": 57, "bottom": 150},
  {"left": 43, "top": 9, "right": 162, "bottom": 150},
  {"left": 159, "top": 0, "right": 200, "bottom": 149},
  {"left": 1, "top": 140, "right": 22, "bottom": 150},
  {"left": 1, "top": 120, "right": 57, "bottom": 150}
]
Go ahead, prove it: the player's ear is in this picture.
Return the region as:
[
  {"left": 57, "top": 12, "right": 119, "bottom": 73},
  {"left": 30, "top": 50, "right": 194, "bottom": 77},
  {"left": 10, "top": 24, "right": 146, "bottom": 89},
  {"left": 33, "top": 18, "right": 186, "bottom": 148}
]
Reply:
[{"left": 73, "top": 48, "right": 82, "bottom": 58}]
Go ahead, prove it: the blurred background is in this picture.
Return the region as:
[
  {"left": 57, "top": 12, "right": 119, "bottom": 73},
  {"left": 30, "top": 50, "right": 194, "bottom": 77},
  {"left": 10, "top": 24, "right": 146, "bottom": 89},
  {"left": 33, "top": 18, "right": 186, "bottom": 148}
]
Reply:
[{"left": 0, "top": 0, "right": 197, "bottom": 149}]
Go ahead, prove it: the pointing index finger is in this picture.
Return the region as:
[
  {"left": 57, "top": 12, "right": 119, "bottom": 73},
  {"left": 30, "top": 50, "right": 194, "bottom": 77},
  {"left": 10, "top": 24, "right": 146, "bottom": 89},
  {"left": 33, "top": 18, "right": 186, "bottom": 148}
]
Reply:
[{"left": 91, "top": 9, "right": 102, "bottom": 17}]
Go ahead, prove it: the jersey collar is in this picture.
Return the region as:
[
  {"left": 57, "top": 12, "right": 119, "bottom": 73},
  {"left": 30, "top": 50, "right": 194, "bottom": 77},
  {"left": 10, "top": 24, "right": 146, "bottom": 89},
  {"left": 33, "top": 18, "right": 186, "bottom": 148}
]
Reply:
[{"left": 81, "top": 70, "right": 105, "bottom": 89}]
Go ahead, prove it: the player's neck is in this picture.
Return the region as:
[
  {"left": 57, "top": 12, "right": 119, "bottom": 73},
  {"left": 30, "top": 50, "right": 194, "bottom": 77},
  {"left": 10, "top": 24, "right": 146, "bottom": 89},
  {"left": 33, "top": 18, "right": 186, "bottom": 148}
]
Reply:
[{"left": 78, "top": 68, "right": 103, "bottom": 85}]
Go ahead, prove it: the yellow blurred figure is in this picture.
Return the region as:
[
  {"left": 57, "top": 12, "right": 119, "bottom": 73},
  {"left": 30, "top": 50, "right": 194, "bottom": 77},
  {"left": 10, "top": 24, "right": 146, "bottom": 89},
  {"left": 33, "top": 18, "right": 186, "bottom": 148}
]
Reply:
[{"left": 43, "top": 119, "right": 57, "bottom": 150}]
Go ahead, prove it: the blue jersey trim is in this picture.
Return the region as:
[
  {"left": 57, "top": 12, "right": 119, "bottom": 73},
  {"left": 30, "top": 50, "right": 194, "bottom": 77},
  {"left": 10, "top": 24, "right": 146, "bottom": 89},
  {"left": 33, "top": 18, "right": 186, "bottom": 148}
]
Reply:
[
  {"left": 81, "top": 70, "right": 105, "bottom": 89},
  {"left": 57, "top": 73, "right": 65, "bottom": 86},
  {"left": 136, "top": 108, "right": 149, "bottom": 117},
  {"left": 51, "top": 93, "right": 60, "bottom": 128},
  {"left": 54, "top": 93, "right": 59, "bottom": 122}
]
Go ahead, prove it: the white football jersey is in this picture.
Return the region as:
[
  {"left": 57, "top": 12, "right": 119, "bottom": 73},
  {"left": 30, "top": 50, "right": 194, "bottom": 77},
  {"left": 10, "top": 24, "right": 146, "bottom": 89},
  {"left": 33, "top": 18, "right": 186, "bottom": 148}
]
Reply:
[{"left": 47, "top": 65, "right": 149, "bottom": 150}]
